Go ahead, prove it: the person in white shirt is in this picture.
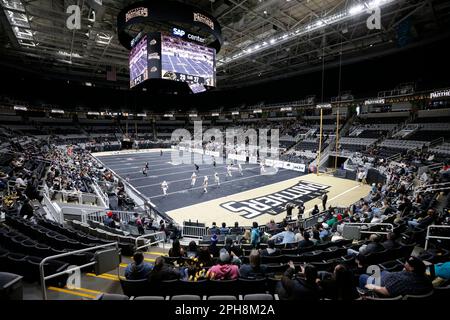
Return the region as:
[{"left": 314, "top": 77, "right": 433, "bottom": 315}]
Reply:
[
  {"left": 227, "top": 165, "right": 232, "bottom": 177},
  {"left": 15, "top": 176, "right": 26, "bottom": 188},
  {"left": 161, "top": 181, "right": 168, "bottom": 196},
  {"left": 191, "top": 172, "right": 197, "bottom": 187},
  {"left": 202, "top": 176, "right": 208, "bottom": 193},
  {"left": 260, "top": 161, "right": 266, "bottom": 174},
  {"left": 214, "top": 172, "right": 220, "bottom": 186},
  {"left": 238, "top": 163, "right": 243, "bottom": 176}
]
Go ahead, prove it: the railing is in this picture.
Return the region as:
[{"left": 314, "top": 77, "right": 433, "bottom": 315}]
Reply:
[
  {"left": 135, "top": 231, "right": 166, "bottom": 251},
  {"left": 182, "top": 224, "right": 209, "bottom": 239},
  {"left": 84, "top": 209, "right": 138, "bottom": 224},
  {"left": 342, "top": 222, "right": 394, "bottom": 236},
  {"left": 39, "top": 242, "right": 119, "bottom": 300},
  {"left": 42, "top": 192, "right": 63, "bottom": 223},
  {"left": 425, "top": 225, "right": 450, "bottom": 250}
]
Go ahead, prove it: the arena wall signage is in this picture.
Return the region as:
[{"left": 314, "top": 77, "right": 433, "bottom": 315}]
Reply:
[
  {"left": 430, "top": 89, "right": 450, "bottom": 99},
  {"left": 220, "top": 181, "right": 330, "bottom": 219},
  {"left": 172, "top": 27, "right": 206, "bottom": 43},
  {"left": 117, "top": 0, "right": 223, "bottom": 52},
  {"left": 364, "top": 98, "right": 385, "bottom": 105}
]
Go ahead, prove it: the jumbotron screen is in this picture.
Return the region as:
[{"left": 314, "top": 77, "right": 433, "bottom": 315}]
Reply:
[
  {"left": 129, "top": 35, "right": 149, "bottom": 88},
  {"left": 161, "top": 34, "right": 216, "bottom": 87}
]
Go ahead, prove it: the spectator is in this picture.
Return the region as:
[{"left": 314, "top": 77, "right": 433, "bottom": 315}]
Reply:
[
  {"left": 219, "top": 222, "right": 229, "bottom": 235},
  {"left": 239, "top": 250, "right": 268, "bottom": 279},
  {"left": 148, "top": 256, "right": 180, "bottom": 282},
  {"left": 298, "top": 232, "right": 314, "bottom": 248},
  {"left": 277, "top": 262, "right": 321, "bottom": 300},
  {"left": 104, "top": 211, "right": 116, "bottom": 228},
  {"left": 197, "top": 247, "right": 214, "bottom": 268},
  {"left": 260, "top": 239, "right": 281, "bottom": 257},
  {"left": 230, "top": 222, "right": 242, "bottom": 234},
  {"left": 124, "top": 251, "right": 153, "bottom": 280},
  {"left": 207, "top": 249, "right": 239, "bottom": 280},
  {"left": 19, "top": 198, "right": 34, "bottom": 220},
  {"left": 209, "top": 222, "right": 219, "bottom": 235},
  {"left": 318, "top": 264, "right": 359, "bottom": 300},
  {"left": 168, "top": 239, "right": 185, "bottom": 257},
  {"left": 186, "top": 241, "right": 198, "bottom": 258},
  {"left": 312, "top": 204, "right": 320, "bottom": 215},
  {"left": 381, "top": 232, "right": 398, "bottom": 250},
  {"left": 250, "top": 222, "right": 261, "bottom": 248},
  {"left": 363, "top": 256, "right": 433, "bottom": 297},
  {"left": 209, "top": 234, "right": 220, "bottom": 257},
  {"left": 224, "top": 237, "right": 243, "bottom": 257},
  {"left": 270, "top": 226, "right": 296, "bottom": 245},
  {"left": 348, "top": 234, "right": 384, "bottom": 256}
]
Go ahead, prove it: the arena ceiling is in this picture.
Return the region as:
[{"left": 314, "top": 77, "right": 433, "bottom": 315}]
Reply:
[{"left": 0, "top": 0, "right": 449, "bottom": 90}]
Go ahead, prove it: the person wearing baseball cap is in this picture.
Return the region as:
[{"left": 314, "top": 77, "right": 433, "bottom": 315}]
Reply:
[{"left": 364, "top": 256, "right": 433, "bottom": 297}]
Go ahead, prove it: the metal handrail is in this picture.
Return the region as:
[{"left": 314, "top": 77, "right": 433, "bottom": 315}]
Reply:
[
  {"left": 425, "top": 225, "right": 450, "bottom": 250},
  {"left": 342, "top": 222, "right": 394, "bottom": 235},
  {"left": 135, "top": 231, "right": 166, "bottom": 251},
  {"left": 39, "top": 242, "right": 119, "bottom": 300}
]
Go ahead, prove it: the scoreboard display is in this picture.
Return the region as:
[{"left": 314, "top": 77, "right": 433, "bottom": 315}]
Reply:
[
  {"left": 128, "top": 32, "right": 216, "bottom": 90},
  {"left": 161, "top": 34, "right": 216, "bottom": 87},
  {"left": 129, "top": 34, "right": 149, "bottom": 88}
]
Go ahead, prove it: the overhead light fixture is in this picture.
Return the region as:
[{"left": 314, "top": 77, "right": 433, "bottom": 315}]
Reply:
[
  {"left": 349, "top": 4, "right": 364, "bottom": 15},
  {"left": 217, "top": 0, "right": 396, "bottom": 67}
]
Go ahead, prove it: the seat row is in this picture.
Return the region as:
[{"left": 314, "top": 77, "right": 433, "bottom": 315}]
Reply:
[{"left": 96, "top": 293, "right": 278, "bottom": 301}]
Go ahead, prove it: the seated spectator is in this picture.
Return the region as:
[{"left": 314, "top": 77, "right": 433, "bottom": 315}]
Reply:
[
  {"left": 148, "top": 256, "right": 180, "bottom": 282},
  {"left": 240, "top": 229, "right": 251, "bottom": 244},
  {"left": 239, "top": 250, "right": 268, "bottom": 279},
  {"left": 294, "top": 227, "right": 304, "bottom": 242},
  {"left": 298, "top": 232, "right": 314, "bottom": 248},
  {"left": 318, "top": 264, "right": 359, "bottom": 300},
  {"left": 331, "top": 231, "right": 344, "bottom": 242},
  {"left": 260, "top": 239, "right": 281, "bottom": 257},
  {"left": 311, "top": 204, "right": 320, "bottom": 215},
  {"left": 207, "top": 249, "right": 239, "bottom": 280},
  {"left": 219, "top": 222, "right": 229, "bottom": 235},
  {"left": 197, "top": 247, "right": 214, "bottom": 268},
  {"left": 186, "top": 241, "right": 198, "bottom": 258},
  {"left": 348, "top": 234, "right": 384, "bottom": 256},
  {"left": 230, "top": 222, "right": 242, "bottom": 234},
  {"left": 209, "top": 222, "right": 220, "bottom": 235},
  {"left": 381, "top": 232, "right": 398, "bottom": 250},
  {"left": 124, "top": 251, "right": 153, "bottom": 280},
  {"left": 270, "top": 226, "right": 296, "bottom": 245},
  {"left": 266, "top": 219, "right": 278, "bottom": 232},
  {"left": 277, "top": 262, "right": 321, "bottom": 300},
  {"left": 209, "top": 234, "right": 220, "bottom": 257},
  {"left": 363, "top": 256, "right": 433, "bottom": 297},
  {"left": 103, "top": 211, "right": 116, "bottom": 228},
  {"left": 224, "top": 237, "right": 243, "bottom": 257},
  {"left": 168, "top": 239, "right": 185, "bottom": 257},
  {"left": 19, "top": 198, "right": 34, "bottom": 220}
]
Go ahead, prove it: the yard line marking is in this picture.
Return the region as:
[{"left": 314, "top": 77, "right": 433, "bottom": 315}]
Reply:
[
  {"left": 144, "top": 169, "right": 294, "bottom": 199},
  {"left": 132, "top": 167, "right": 258, "bottom": 186}
]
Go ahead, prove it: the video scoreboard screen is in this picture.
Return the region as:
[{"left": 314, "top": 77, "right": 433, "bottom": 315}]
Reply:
[
  {"left": 129, "top": 34, "right": 149, "bottom": 88},
  {"left": 161, "top": 34, "right": 216, "bottom": 87},
  {"left": 128, "top": 32, "right": 216, "bottom": 90}
]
